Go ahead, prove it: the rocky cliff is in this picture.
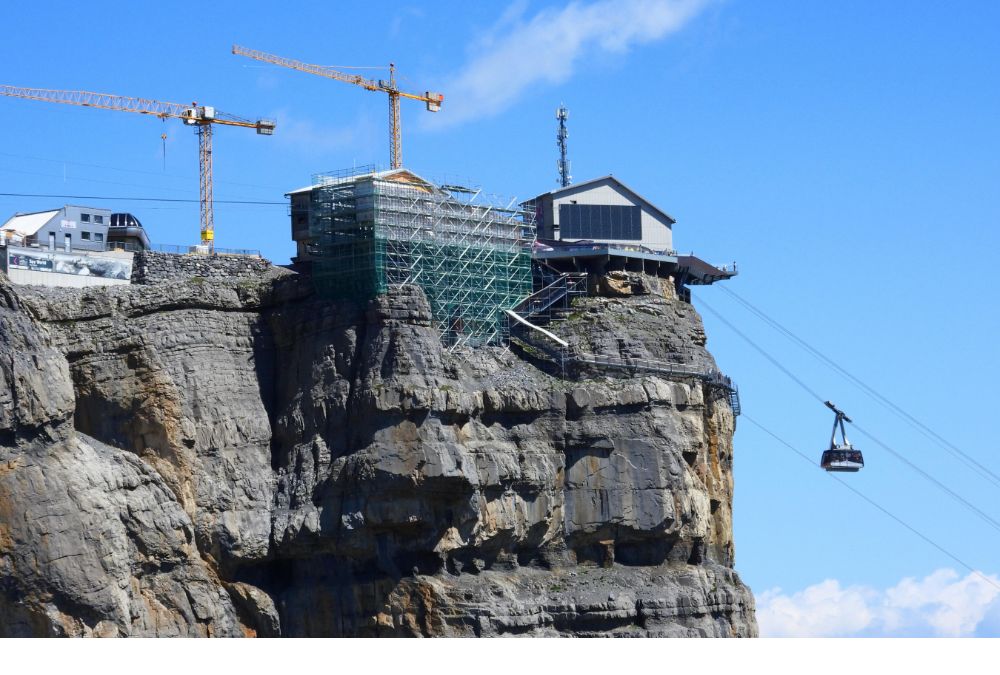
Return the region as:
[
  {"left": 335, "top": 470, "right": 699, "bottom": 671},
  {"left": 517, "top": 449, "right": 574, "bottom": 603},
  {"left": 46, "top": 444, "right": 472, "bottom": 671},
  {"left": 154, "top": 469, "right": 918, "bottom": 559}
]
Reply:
[{"left": 0, "top": 263, "right": 757, "bottom": 637}]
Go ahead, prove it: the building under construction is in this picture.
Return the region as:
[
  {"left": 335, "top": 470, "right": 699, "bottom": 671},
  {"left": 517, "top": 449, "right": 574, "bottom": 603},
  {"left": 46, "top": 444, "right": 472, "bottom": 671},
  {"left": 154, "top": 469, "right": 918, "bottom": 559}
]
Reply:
[{"left": 287, "top": 167, "right": 534, "bottom": 348}]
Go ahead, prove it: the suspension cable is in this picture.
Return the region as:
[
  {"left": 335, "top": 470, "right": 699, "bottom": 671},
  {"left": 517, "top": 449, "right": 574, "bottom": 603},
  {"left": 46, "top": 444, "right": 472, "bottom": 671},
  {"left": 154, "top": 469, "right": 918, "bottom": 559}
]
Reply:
[
  {"left": 743, "top": 413, "right": 1000, "bottom": 592},
  {"left": 850, "top": 421, "right": 1000, "bottom": 534},
  {"left": 717, "top": 284, "right": 1000, "bottom": 489},
  {"left": 695, "top": 297, "right": 826, "bottom": 404},
  {"left": 695, "top": 293, "right": 1000, "bottom": 535}
]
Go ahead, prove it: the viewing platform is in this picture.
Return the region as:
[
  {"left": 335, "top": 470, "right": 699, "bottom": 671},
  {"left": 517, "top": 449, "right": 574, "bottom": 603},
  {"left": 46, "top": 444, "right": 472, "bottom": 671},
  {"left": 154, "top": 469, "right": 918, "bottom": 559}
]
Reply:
[{"left": 530, "top": 239, "right": 737, "bottom": 300}]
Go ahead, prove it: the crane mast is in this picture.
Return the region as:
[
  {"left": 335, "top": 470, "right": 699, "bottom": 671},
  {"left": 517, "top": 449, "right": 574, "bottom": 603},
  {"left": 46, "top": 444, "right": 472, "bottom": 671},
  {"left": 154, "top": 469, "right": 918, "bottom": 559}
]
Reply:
[
  {"left": 198, "top": 124, "right": 214, "bottom": 248},
  {"left": 232, "top": 45, "right": 442, "bottom": 169},
  {"left": 388, "top": 64, "right": 402, "bottom": 170},
  {"left": 0, "top": 85, "right": 275, "bottom": 252}
]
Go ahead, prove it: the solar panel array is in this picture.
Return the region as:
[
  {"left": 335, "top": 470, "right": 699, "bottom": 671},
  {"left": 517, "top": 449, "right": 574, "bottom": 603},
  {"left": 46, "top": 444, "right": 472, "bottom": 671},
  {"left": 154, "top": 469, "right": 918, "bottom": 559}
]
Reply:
[{"left": 558, "top": 204, "right": 642, "bottom": 240}]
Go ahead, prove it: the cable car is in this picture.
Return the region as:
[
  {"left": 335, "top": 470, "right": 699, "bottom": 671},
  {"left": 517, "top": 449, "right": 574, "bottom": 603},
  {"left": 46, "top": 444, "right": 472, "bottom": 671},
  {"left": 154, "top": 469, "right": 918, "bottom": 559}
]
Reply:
[{"left": 821, "top": 400, "right": 864, "bottom": 472}]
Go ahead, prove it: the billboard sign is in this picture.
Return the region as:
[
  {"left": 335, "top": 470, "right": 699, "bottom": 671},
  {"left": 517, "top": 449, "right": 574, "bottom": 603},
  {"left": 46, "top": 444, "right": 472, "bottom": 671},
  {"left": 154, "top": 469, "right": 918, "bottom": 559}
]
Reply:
[
  {"left": 8, "top": 252, "right": 54, "bottom": 272},
  {"left": 6, "top": 248, "right": 132, "bottom": 280}
]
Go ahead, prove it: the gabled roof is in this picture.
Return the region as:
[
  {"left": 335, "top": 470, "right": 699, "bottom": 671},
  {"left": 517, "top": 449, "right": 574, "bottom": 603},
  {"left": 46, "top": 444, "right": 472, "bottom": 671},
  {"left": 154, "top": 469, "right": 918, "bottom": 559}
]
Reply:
[
  {"left": 533, "top": 175, "right": 676, "bottom": 224},
  {"left": 0, "top": 209, "right": 60, "bottom": 237},
  {"left": 285, "top": 167, "right": 438, "bottom": 196},
  {"left": 64, "top": 204, "right": 112, "bottom": 214}
]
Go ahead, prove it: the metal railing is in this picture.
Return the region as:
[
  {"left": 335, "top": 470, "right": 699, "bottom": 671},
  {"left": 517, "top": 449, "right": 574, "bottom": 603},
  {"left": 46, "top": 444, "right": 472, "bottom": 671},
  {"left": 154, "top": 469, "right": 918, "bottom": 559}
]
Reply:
[
  {"left": 104, "top": 241, "right": 146, "bottom": 253},
  {"left": 511, "top": 328, "right": 741, "bottom": 414},
  {"left": 673, "top": 253, "right": 739, "bottom": 274},
  {"left": 535, "top": 243, "right": 678, "bottom": 257},
  {"left": 574, "top": 352, "right": 735, "bottom": 387},
  {"left": 511, "top": 272, "right": 588, "bottom": 322},
  {"left": 3, "top": 239, "right": 260, "bottom": 257},
  {"left": 148, "top": 243, "right": 261, "bottom": 257},
  {"left": 5, "top": 238, "right": 142, "bottom": 254},
  {"left": 506, "top": 280, "right": 741, "bottom": 415}
]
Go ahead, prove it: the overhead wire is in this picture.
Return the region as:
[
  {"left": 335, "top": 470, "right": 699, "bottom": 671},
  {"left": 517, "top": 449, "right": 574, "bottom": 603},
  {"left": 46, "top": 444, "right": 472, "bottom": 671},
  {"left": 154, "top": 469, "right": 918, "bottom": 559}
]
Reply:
[
  {"left": 742, "top": 413, "right": 1000, "bottom": 593},
  {"left": 717, "top": 284, "right": 1000, "bottom": 489},
  {"left": 0, "top": 149, "right": 287, "bottom": 191},
  {"left": 696, "top": 296, "right": 826, "bottom": 404},
  {"left": 694, "top": 293, "right": 1000, "bottom": 535},
  {"left": 0, "top": 161, "right": 285, "bottom": 196},
  {"left": 0, "top": 192, "right": 285, "bottom": 205},
  {"left": 0, "top": 164, "right": 207, "bottom": 195}
]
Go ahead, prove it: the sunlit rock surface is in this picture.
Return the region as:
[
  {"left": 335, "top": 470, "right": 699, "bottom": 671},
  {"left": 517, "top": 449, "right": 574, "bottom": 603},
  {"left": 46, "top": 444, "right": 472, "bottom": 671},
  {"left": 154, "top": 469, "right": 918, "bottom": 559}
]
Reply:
[{"left": 0, "top": 266, "right": 756, "bottom": 637}]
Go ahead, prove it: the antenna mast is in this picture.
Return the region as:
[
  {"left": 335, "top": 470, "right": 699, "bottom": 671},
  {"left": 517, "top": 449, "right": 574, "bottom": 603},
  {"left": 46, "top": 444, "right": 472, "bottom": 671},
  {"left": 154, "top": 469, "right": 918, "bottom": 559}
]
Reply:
[{"left": 556, "top": 105, "right": 571, "bottom": 187}]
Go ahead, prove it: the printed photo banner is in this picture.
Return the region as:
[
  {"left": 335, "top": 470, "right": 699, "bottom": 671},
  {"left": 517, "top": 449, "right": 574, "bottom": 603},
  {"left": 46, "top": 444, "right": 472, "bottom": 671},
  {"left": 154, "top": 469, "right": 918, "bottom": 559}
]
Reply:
[{"left": 7, "top": 248, "right": 132, "bottom": 280}]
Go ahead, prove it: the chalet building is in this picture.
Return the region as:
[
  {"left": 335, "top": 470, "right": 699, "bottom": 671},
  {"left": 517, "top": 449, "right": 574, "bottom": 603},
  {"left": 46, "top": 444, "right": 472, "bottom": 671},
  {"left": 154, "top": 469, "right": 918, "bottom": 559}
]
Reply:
[
  {"left": 1, "top": 205, "right": 113, "bottom": 252},
  {"left": 525, "top": 175, "right": 676, "bottom": 253},
  {"left": 0, "top": 205, "right": 148, "bottom": 288},
  {"left": 523, "top": 175, "right": 736, "bottom": 296}
]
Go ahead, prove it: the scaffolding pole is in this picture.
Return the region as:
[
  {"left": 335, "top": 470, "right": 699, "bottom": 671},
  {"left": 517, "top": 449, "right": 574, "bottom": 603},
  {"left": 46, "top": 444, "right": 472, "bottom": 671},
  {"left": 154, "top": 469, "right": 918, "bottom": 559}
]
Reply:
[{"left": 307, "top": 170, "right": 535, "bottom": 348}]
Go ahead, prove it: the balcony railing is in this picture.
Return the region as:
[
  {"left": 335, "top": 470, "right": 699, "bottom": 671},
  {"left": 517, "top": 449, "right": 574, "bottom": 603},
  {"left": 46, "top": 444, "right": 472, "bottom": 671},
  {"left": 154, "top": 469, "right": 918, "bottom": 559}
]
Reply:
[{"left": 1, "top": 240, "right": 260, "bottom": 257}]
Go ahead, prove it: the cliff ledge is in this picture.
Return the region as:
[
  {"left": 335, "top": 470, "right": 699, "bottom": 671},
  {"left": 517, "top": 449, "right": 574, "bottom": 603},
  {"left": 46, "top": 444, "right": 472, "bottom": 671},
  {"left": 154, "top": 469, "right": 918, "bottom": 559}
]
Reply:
[{"left": 0, "top": 264, "right": 756, "bottom": 637}]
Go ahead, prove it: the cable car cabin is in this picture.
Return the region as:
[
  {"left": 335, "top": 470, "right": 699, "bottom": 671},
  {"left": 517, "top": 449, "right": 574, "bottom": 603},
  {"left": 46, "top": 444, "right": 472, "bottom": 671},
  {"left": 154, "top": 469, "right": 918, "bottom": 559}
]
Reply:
[
  {"left": 821, "top": 447, "right": 864, "bottom": 472},
  {"left": 821, "top": 401, "right": 864, "bottom": 472}
]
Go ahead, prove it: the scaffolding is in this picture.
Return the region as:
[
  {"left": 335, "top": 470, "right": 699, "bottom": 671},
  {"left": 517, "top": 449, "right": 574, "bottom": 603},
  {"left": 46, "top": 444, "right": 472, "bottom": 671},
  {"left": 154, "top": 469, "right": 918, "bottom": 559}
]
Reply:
[{"left": 306, "top": 166, "right": 535, "bottom": 348}]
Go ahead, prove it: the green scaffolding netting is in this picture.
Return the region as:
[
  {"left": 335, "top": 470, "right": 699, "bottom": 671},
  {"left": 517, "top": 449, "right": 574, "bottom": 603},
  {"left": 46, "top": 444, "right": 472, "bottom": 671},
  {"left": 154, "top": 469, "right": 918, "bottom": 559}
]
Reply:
[{"left": 306, "top": 171, "right": 534, "bottom": 347}]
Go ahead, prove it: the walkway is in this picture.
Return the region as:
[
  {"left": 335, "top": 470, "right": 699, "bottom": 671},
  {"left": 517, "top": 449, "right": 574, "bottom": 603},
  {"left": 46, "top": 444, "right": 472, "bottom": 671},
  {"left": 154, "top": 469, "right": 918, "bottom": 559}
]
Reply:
[{"left": 506, "top": 273, "right": 741, "bottom": 415}]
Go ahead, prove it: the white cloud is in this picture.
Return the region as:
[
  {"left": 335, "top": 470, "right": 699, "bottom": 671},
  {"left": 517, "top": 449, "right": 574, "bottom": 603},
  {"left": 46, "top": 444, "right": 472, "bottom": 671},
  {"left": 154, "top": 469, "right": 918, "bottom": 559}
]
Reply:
[
  {"left": 389, "top": 7, "right": 425, "bottom": 39},
  {"left": 757, "top": 569, "right": 1000, "bottom": 637},
  {"left": 428, "top": 0, "right": 712, "bottom": 128}
]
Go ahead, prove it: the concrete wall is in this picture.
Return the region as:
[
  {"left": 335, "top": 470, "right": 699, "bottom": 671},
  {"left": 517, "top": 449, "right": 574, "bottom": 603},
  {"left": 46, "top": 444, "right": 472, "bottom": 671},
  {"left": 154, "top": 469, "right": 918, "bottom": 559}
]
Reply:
[
  {"left": 5, "top": 267, "right": 130, "bottom": 288},
  {"left": 131, "top": 250, "right": 271, "bottom": 285}
]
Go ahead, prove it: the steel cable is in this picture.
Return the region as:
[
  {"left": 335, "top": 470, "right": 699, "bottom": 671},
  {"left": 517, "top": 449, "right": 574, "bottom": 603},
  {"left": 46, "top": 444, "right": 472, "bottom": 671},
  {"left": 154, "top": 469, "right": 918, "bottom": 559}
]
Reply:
[
  {"left": 743, "top": 413, "right": 1000, "bottom": 592},
  {"left": 717, "top": 284, "right": 1000, "bottom": 489},
  {"left": 695, "top": 293, "right": 1000, "bottom": 535}
]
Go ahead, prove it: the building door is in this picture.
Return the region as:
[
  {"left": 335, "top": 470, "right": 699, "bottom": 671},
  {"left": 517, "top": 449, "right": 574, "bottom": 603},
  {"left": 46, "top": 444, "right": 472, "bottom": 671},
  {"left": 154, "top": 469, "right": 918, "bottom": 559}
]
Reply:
[
  {"left": 48, "top": 232, "right": 56, "bottom": 251},
  {"left": 64, "top": 233, "right": 71, "bottom": 253}
]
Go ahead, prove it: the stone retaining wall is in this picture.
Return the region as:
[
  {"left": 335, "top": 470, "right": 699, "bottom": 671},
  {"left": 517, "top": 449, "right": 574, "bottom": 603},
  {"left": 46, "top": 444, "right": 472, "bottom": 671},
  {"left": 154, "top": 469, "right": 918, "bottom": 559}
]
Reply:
[{"left": 131, "top": 250, "right": 271, "bottom": 285}]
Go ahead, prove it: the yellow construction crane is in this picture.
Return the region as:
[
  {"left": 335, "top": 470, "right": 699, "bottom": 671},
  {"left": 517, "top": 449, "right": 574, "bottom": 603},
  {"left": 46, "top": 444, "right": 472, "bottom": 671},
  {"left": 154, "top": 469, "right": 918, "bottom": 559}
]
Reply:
[
  {"left": 232, "top": 45, "right": 442, "bottom": 170},
  {"left": 0, "top": 85, "right": 275, "bottom": 252}
]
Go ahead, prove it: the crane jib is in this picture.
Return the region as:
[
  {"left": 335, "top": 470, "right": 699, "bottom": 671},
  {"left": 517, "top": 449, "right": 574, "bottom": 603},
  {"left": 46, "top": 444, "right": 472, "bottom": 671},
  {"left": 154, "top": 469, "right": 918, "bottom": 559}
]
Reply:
[
  {"left": 0, "top": 84, "right": 275, "bottom": 252},
  {"left": 231, "top": 44, "right": 443, "bottom": 169}
]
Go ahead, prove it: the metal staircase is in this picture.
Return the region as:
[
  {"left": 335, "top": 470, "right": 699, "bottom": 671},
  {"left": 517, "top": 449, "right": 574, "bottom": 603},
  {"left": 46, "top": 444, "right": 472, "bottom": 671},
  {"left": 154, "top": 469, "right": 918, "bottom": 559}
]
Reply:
[
  {"left": 728, "top": 384, "right": 741, "bottom": 416},
  {"left": 511, "top": 272, "right": 588, "bottom": 325}
]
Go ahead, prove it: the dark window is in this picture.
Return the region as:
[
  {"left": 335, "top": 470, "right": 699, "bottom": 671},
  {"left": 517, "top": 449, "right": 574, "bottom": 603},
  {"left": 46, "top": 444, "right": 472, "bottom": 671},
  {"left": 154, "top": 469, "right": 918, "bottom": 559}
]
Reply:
[
  {"left": 94, "top": 233, "right": 104, "bottom": 242},
  {"left": 80, "top": 213, "right": 91, "bottom": 222},
  {"left": 558, "top": 204, "right": 642, "bottom": 240},
  {"left": 93, "top": 215, "right": 104, "bottom": 224},
  {"left": 81, "top": 231, "right": 91, "bottom": 240},
  {"left": 111, "top": 213, "right": 143, "bottom": 229}
]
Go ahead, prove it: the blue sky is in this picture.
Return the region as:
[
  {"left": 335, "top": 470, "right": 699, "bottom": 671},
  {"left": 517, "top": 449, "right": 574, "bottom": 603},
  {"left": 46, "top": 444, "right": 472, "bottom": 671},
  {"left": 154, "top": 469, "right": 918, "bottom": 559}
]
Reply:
[{"left": 4, "top": 1, "right": 1000, "bottom": 636}]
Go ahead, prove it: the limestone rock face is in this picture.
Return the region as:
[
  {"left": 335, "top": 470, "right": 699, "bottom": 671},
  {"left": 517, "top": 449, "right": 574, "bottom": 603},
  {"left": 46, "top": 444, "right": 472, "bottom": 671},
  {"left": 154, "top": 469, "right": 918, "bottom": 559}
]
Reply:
[{"left": 0, "top": 268, "right": 756, "bottom": 637}]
